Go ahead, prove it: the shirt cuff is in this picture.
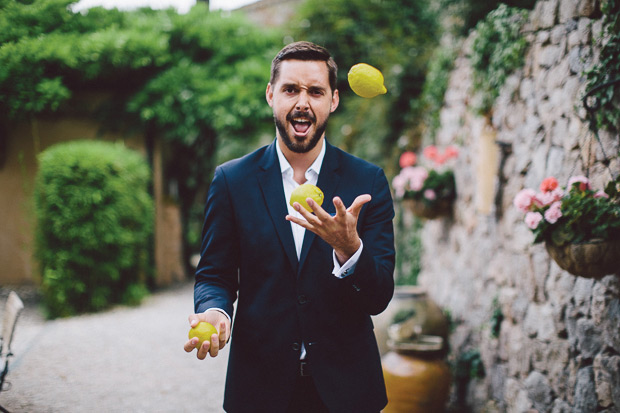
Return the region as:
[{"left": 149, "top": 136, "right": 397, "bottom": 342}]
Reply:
[
  {"left": 204, "top": 308, "right": 231, "bottom": 323},
  {"left": 332, "top": 240, "right": 363, "bottom": 279}
]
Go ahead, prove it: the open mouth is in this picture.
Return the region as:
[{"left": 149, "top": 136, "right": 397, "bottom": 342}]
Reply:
[{"left": 288, "top": 112, "right": 315, "bottom": 137}]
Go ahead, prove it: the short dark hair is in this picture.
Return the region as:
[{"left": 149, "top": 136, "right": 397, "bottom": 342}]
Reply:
[{"left": 270, "top": 41, "right": 338, "bottom": 93}]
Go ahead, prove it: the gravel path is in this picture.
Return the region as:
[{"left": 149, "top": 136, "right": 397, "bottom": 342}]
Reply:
[{"left": 0, "top": 281, "right": 228, "bottom": 412}]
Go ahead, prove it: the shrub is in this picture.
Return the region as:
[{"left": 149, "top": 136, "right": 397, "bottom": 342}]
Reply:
[{"left": 34, "top": 140, "right": 154, "bottom": 318}]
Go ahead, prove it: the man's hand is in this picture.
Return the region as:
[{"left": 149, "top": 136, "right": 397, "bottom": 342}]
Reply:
[
  {"left": 286, "top": 194, "right": 371, "bottom": 264},
  {"left": 184, "top": 310, "right": 230, "bottom": 360}
]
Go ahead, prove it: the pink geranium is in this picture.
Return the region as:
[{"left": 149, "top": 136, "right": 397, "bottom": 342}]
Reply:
[
  {"left": 513, "top": 188, "right": 538, "bottom": 212},
  {"left": 445, "top": 145, "right": 459, "bottom": 159},
  {"left": 568, "top": 176, "right": 590, "bottom": 191},
  {"left": 535, "top": 188, "right": 563, "bottom": 207},
  {"left": 402, "top": 166, "right": 428, "bottom": 191},
  {"left": 399, "top": 151, "right": 417, "bottom": 168},
  {"left": 424, "top": 189, "right": 436, "bottom": 200},
  {"left": 525, "top": 212, "right": 543, "bottom": 229},
  {"left": 544, "top": 201, "right": 563, "bottom": 224},
  {"left": 423, "top": 145, "right": 439, "bottom": 162},
  {"left": 392, "top": 174, "right": 407, "bottom": 198},
  {"left": 540, "top": 177, "right": 559, "bottom": 192}
]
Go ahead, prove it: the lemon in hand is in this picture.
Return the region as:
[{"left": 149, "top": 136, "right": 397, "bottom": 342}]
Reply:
[
  {"left": 290, "top": 184, "right": 324, "bottom": 212},
  {"left": 188, "top": 321, "right": 218, "bottom": 350},
  {"left": 348, "top": 63, "right": 387, "bottom": 98}
]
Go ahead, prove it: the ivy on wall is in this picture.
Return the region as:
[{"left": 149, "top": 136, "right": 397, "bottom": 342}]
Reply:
[
  {"left": 585, "top": 0, "right": 620, "bottom": 132},
  {"left": 469, "top": 4, "right": 529, "bottom": 116}
]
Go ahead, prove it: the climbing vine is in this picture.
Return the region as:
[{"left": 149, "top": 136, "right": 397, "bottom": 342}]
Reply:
[
  {"left": 584, "top": 0, "right": 620, "bottom": 131},
  {"left": 469, "top": 4, "right": 529, "bottom": 116}
]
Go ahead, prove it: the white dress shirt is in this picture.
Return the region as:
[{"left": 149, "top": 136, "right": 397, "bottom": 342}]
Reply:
[{"left": 275, "top": 140, "right": 363, "bottom": 276}]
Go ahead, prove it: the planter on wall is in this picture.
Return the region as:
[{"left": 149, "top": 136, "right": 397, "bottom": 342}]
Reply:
[
  {"left": 403, "top": 198, "right": 453, "bottom": 220},
  {"left": 545, "top": 239, "right": 620, "bottom": 279}
]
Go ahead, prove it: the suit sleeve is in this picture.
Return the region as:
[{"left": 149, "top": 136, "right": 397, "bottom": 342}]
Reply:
[
  {"left": 194, "top": 166, "right": 239, "bottom": 318},
  {"left": 339, "top": 167, "right": 395, "bottom": 316}
]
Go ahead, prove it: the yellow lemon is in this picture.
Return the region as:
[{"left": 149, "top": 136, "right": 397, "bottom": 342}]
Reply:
[
  {"left": 348, "top": 63, "right": 387, "bottom": 98},
  {"left": 290, "top": 184, "right": 324, "bottom": 212},
  {"left": 188, "top": 321, "right": 218, "bottom": 350}
]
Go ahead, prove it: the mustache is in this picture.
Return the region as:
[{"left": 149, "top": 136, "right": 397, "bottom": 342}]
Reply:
[{"left": 287, "top": 111, "right": 316, "bottom": 123}]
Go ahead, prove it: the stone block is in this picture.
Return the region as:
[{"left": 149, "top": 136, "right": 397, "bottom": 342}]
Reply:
[
  {"left": 593, "top": 353, "right": 620, "bottom": 408},
  {"left": 551, "top": 399, "right": 571, "bottom": 412},
  {"left": 559, "top": 0, "right": 579, "bottom": 23},
  {"left": 575, "top": 318, "right": 602, "bottom": 359},
  {"left": 525, "top": 371, "right": 554, "bottom": 412},
  {"left": 578, "top": 0, "right": 597, "bottom": 17},
  {"left": 539, "top": 45, "right": 564, "bottom": 68},
  {"left": 573, "top": 366, "right": 599, "bottom": 412}
]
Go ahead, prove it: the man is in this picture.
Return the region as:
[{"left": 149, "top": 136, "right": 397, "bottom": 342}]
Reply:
[{"left": 184, "top": 41, "right": 395, "bottom": 413}]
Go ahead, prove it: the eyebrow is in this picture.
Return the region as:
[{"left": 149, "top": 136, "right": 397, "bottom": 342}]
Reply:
[{"left": 280, "top": 83, "right": 327, "bottom": 93}]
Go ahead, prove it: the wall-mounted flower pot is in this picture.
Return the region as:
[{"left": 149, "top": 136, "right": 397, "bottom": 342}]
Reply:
[
  {"left": 545, "top": 239, "right": 620, "bottom": 279},
  {"left": 403, "top": 198, "right": 453, "bottom": 220}
]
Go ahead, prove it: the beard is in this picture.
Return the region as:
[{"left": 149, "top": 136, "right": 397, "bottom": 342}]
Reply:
[{"left": 275, "top": 110, "right": 329, "bottom": 154}]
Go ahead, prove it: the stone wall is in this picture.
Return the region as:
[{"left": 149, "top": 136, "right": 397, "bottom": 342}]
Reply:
[{"left": 418, "top": 0, "right": 620, "bottom": 411}]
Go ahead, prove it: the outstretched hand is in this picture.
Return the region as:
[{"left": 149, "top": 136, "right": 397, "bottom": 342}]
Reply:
[
  {"left": 286, "top": 194, "right": 371, "bottom": 264},
  {"left": 184, "top": 310, "right": 230, "bottom": 360}
]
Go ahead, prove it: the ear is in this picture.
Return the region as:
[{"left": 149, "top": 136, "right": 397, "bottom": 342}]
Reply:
[
  {"left": 266, "top": 83, "right": 274, "bottom": 107},
  {"left": 330, "top": 89, "right": 340, "bottom": 113}
]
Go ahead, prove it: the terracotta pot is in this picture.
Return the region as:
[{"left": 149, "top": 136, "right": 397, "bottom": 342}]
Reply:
[
  {"left": 402, "top": 198, "right": 452, "bottom": 219},
  {"left": 373, "top": 286, "right": 450, "bottom": 356},
  {"left": 382, "top": 336, "right": 451, "bottom": 413},
  {"left": 545, "top": 239, "right": 620, "bottom": 279}
]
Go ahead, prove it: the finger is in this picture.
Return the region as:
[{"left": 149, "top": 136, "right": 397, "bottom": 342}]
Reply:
[
  {"left": 184, "top": 338, "right": 199, "bottom": 353},
  {"left": 306, "top": 198, "right": 331, "bottom": 220},
  {"left": 188, "top": 314, "right": 200, "bottom": 327},
  {"left": 332, "top": 196, "right": 348, "bottom": 218},
  {"left": 286, "top": 214, "right": 312, "bottom": 230},
  {"left": 197, "top": 340, "right": 210, "bottom": 360},
  {"left": 218, "top": 320, "right": 227, "bottom": 348},
  {"left": 347, "top": 194, "right": 372, "bottom": 216},
  {"left": 209, "top": 333, "right": 220, "bottom": 357}
]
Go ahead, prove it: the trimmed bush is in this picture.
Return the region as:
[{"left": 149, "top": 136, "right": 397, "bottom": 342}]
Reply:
[{"left": 34, "top": 140, "right": 154, "bottom": 318}]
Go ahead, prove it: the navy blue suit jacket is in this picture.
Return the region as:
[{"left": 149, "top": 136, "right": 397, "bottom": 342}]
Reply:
[{"left": 195, "top": 140, "right": 395, "bottom": 412}]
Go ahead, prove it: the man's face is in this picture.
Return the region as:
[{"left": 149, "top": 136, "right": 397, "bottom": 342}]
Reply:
[{"left": 266, "top": 60, "right": 339, "bottom": 154}]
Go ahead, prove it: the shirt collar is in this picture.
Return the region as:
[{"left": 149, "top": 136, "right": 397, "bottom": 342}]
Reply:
[{"left": 276, "top": 138, "right": 326, "bottom": 179}]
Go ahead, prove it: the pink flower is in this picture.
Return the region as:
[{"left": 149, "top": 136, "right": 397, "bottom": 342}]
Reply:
[
  {"left": 445, "top": 145, "right": 459, "bottom": 159},
  {"left": 392, "top": 174, "right": 407, "bottom": 198},
  {"left": 525, "top": 212, "right": 543, "bottom": 229},
  {"left": 514, "top": 188, "right": 538, "bottom": 212},
  {"left": 424, "top": 189, "right": 436, "bottom": 200},
  {"left": 402, "top": 166, "right": 428, "bottom": 191},
  {"left": 594, "top": 190, "right": 609, "bottom": 199},
  {"left": 568, "top": 176, "right": 590, "bottom": 191},
  {"left": 535, "top": 187, "right": 563, "bottom": 206},
  {"left": 544, "top": 201, "right": 563, "bottom": 224},
  {"left": 399, "top": 151, "right": 417, "bottom": 168},
  {"left": 434, "top": 153, "right": 449, "bottom": 166},
  {"left": 423, "top": 145, "right": 438, "bottom": 161},
  {"left": 540, "top": 177, "right": 559, "bottom": 193}
]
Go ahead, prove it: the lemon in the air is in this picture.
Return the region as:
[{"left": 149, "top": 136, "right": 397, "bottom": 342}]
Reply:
[
  {"left": 188, "top": 321, "right": 218, "bottom": 350},
  {"left": 290, "top": 184, "right": 324, "bottom": 212},
  {"left": 348, "top": 63, "right": 387, "bottom": 98}
]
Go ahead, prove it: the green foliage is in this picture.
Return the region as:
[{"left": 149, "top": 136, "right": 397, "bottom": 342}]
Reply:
[
  {"left": 438, "top": 0, "right": 536, "bottom": 36},
  {"left": 585, "top": 0, "right": 620, "bottom": 131},
  {"left": 490, "top": 296, "right": 503, "bottom": 338},
  {"left": 288, "top": 0, "right": 441, "bottom": 168},
  {"left": 34, "top": 140, "right": 154, "bottom": 318},
  {"left": 1, "top": 1, "right": 282, "bottom": 258},
  {"left": 394, "top": 209, "right": 422, "bottom": 286},
  {"left": 517, "top": 176, "right": 620, "bottom": 246},
  {"left": 470, "top": 4, "right": 529, "bottom": 116},
  {"left": 454, "top": 349, "right": 485, "bottom": 380},
  {"left": 419, "top": 44, "right": 458, "bottom": 141}
]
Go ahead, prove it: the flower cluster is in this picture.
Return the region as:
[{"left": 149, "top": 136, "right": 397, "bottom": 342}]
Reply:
[
  {"left": 392, "top": 145, "right": 458, "bottom": 205},
  {"left": 514, "top": 176, "right": 620, "bottom": 246}
]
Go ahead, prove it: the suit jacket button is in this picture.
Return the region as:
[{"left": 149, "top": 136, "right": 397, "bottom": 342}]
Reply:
[
  {"left": 292, "top": 342, "right": 300, "bottom": 351},
  {"left": 352, "top": 284, "right": 361, "bottom": 292},
  {"left": 297, "top": 295, "right": 308, "bottom": 305}
]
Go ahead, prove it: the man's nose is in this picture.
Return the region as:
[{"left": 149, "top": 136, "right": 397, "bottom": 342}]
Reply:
[{"left": 295, "top": 90, "right": 310, "bottom": 111}]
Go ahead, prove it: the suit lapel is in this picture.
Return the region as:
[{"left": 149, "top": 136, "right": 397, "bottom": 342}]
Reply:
[
  {"left": 298, "top": 141, "right": 342, "bottom": 272},
  {"left": 257, "top": 141, "right": 298, "bottom": 273}
]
